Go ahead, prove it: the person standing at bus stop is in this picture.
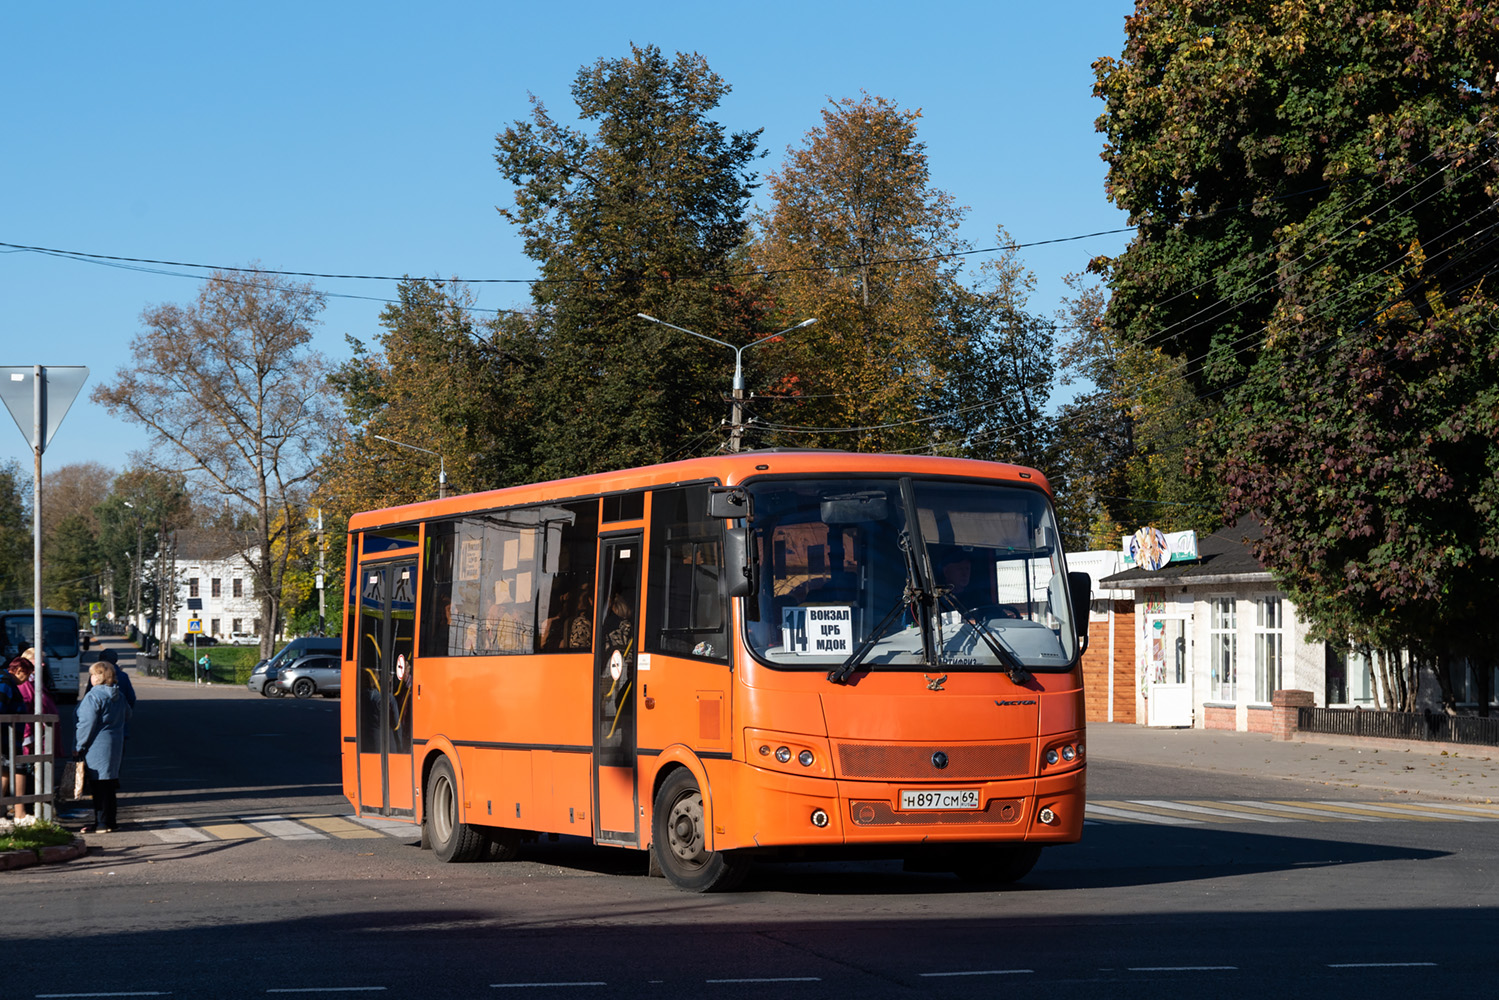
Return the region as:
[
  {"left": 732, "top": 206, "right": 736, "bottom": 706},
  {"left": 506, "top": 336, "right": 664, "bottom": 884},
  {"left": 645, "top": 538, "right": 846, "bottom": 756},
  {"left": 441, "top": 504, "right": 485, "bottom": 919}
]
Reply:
[
  {"left": 75, "top": 659, "right": 130, "bottom": 833},
  {"left": 8, "top": 653, "right": 56, "bottom": 823}
]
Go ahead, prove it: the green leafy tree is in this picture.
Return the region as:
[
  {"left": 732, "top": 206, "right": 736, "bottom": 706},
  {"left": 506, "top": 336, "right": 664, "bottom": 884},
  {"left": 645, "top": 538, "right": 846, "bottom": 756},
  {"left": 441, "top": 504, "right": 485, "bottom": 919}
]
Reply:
[
  {"left": 326, "top": 278, "right": 540, "bottom": 514},
  {"left": 750, "top": 94, "right": 968, "bottom": 451},
  {"left": 495, "top": 44, "right": 765, "bottom": 476},
  {"left": 1094, "top": 0, "right": 1499, "bottom": 710},
  {"left": 41, "top": 513, "right": 100, "bottom": 613},
  {"left": 0, "top": 461, "right": 32, "bottom": 607},
  {"left": 929, "top": 229, "right": 1057, "bottom": 470},
  {"left": 95, "top": 468, "right": 191, "bottom": 628}
]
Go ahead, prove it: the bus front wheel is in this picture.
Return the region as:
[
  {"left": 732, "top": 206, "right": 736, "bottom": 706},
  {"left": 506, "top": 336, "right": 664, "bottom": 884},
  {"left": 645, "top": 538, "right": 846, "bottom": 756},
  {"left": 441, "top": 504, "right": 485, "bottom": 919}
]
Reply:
[
  {"left": 426, "top": 757, "right": 486, "bottom": 863},
  {"left": 651, "top": 768, "right": 748, "bottom": 892}
]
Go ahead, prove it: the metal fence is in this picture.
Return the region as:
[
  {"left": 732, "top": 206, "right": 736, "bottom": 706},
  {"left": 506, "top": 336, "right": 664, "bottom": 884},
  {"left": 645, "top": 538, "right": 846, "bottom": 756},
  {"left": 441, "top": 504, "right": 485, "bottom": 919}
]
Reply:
[{"left": 1297, "top": 706, "right": 1499, "bottom": 747}]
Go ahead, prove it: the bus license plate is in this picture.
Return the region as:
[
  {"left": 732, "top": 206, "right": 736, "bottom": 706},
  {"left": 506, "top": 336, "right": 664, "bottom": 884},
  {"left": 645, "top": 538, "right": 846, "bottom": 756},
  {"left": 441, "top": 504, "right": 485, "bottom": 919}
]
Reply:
[{"left": 900, "top": 789, "right": 980, "bottom": 810}]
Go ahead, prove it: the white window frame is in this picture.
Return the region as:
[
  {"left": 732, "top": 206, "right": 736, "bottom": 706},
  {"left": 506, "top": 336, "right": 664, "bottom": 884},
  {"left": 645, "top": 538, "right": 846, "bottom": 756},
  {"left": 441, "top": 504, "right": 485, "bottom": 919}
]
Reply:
[
  {"left": 1253, "top": 596, "right": 1283, "bottom": 703},
  {"left": 1209, "top": 596, "right": 1237, "bottom": 701}
]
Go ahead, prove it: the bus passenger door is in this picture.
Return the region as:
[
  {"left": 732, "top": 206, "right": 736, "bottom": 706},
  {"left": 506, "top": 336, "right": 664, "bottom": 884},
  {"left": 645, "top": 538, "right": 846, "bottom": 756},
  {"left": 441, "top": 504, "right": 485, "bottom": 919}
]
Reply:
[
  {"left": 355, "top": 559, "right": 418, "bottom": 817},
  {"left": 593, "top": 535, "right": 641, "bottom": 846}
]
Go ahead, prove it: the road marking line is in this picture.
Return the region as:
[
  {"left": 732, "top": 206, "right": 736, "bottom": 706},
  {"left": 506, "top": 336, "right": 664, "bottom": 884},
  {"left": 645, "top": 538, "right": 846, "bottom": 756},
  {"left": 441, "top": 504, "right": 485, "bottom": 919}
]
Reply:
[
  {"left": 1128, "top": 966, "right": 1237, "bottom": 971},
  {"left": 198, "top": 823, "right": 265, "bottom": 841},
  {"left": 489, "top": 984, "right": 606, "bottom": 989},
  {"left": 1349, "top": 801, "right": 1499, "bottom": 820},
  {"left": 1133, "top": 800, "right": 1290, "bottom": 822},
  {"left": 1086, "top": 802, "right": 1203, "bottom": 825},
  {"left": 1315, "top": 801, "right": 1467, "bottom": 822},
  {"left": 300, "top": 817, "right": 386, "bottom": 838},
  {"left": 243, "top": 815, "right": 328, "bottom": 840},
  {"left": 1327, "top": 962, "right": 1438, "bottom": 968},
  {"left": 37, "top": 993, "right": 172, "bottom": 998},
  {"left": 705, "top": 978, "right": 820, "bottom": 983},
  {"left": 150, "top": 820, "right": 211, "bottom": 843},
  {"left": 266, "top": 989, "right": 386, "bottom": 994},
  {"left": 350, "top": 815, "right": 419, "bottom": 835},
  {"left": 1273, "top": 801, "right": 1445, "bottom": 821},
  {"left": 920, "top": 969, "right": 1033, "bottom": 977},
  {"left": 1238, "top": 801, "right": 1382, "bottom": 822}
]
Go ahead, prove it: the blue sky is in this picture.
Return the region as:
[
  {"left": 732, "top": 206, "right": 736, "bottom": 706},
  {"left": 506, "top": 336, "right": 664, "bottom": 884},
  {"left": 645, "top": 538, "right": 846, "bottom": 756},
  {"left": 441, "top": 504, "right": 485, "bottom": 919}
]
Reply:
[{"left": 1, "top": 1, "right": 1135, "bottom": 476}]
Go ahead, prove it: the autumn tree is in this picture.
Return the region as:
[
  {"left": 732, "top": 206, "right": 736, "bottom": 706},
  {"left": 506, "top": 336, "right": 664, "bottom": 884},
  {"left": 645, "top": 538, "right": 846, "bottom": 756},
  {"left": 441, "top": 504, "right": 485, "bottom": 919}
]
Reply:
[
  {"left": 1094, "top": 1, "right": 1499, "bottom": 709},
  {"left": 494, "top": 44, "right": 766, "bottom": 476},
  {"left": 93, "top": 268, "right": 335, "bottom": 657},
  {"left": 750, "top": 94, "right": 967, "bottom": 451}
]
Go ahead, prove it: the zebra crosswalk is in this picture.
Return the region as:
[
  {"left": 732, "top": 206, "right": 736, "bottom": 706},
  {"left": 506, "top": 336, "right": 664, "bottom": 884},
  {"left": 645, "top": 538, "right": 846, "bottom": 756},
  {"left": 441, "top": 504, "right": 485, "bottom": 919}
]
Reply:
[
  {"left": 130, "top": 799, "right": 1499, "bottom": 844},
  {"left": 147, "top": 813, "right": 417, "bottom": 843},
  {"left": 1086, "top": 799, "right": 1499, "bottom": 825}
]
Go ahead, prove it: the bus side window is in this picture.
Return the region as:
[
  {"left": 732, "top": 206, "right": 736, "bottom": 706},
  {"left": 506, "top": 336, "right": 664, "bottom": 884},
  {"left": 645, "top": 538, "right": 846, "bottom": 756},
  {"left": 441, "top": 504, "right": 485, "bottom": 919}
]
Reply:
[{"left": 645, "top": 485, "right": 729, "bottom": 663}]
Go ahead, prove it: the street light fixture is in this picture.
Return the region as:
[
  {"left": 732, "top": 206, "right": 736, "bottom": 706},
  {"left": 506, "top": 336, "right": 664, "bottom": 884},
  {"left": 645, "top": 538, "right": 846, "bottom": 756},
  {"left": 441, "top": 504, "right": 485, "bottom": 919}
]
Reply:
[
  {"left": 636, "top": 314, "right": 817, "bottom": 452},
  {"left": 373, "top": 435, "right": 447, "bottom": 498}
]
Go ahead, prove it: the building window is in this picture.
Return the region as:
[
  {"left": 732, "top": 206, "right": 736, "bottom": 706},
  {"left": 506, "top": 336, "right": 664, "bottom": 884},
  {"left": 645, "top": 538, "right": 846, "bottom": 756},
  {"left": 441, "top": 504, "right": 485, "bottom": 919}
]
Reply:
[
  {"left": 210, "top": 618, "right": 221, "bottom": 636},
  {"left": 1254, "top": 596, "right": 1283, "bottom": 702},
  {"left": 1210, "top": 597, "right": 1237, "bottom": 701},
  {"left": 232, "top": 618, "right": 242, "bottom": 633},
  {"left": 189, "top": 577, "right": 200, "bottom": 598},
  {"left": 211, "top": 578, "right": 222, "bottom": 598},
  {"left": 252, "top": 618, "right": 262, "bottom": 635},
  {"left": 233, "top": 578, "right": 243, "bottom": 598}
]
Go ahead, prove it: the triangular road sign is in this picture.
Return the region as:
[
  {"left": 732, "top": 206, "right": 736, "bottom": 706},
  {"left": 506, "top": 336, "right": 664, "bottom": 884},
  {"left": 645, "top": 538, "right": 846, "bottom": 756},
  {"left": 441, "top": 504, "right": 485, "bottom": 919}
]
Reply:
[{"left": 0, "top": 366, "right": 90, "bottom": 451}]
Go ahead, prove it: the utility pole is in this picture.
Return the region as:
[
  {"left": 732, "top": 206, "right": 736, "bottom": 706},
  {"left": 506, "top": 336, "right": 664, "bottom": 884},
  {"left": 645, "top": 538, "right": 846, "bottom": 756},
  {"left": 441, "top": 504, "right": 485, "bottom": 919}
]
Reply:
[
  {"left": 316, "top": 508, "right": 326, "bottom": 634},
  {"left": 635, "top": 315, "right": 816, "bottom": 452}
]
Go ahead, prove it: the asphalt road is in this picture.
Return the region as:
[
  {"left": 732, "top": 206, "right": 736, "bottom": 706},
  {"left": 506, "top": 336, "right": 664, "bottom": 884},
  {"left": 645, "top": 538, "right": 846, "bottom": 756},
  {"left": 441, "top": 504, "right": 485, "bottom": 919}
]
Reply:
[{"left": 8, "top": 672, "right": 1497, "bottom": 999}]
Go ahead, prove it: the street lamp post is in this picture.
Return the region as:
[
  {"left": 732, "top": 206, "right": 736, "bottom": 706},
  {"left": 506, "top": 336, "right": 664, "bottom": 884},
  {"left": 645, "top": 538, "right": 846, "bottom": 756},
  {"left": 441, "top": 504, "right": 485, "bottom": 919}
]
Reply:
[
  {"left": 122, "top": 500, "right": 145, "bottom": 633},
  {"left": 372, "top": 435, "right": 447, "bottom": 498},
  {"left": 636, "top": 315, "right": 817, "bottom": 452}
]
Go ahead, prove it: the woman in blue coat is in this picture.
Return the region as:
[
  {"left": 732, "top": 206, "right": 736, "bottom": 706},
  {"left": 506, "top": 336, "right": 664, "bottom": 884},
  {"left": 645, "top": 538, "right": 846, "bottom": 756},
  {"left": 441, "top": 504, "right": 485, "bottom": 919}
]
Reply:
[{"left": 75, "top": 660, "right": 130, "bottom": 833}]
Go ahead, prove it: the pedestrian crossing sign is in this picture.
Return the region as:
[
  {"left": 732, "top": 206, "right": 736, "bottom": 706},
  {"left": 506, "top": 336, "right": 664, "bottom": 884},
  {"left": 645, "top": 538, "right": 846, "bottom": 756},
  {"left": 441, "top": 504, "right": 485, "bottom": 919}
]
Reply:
[{"left": 188, "top": 619, "right": 203, "bottom": 634}]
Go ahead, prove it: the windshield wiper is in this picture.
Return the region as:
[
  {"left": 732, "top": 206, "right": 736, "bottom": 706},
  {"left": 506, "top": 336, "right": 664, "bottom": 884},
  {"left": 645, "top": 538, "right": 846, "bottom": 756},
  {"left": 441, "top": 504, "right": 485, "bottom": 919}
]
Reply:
[
  {"left": 828, "top": 529, "right": 930, "bottom": 684},
  {"left": 936, "top": 591, "right": 1033, "bottom": 685}
]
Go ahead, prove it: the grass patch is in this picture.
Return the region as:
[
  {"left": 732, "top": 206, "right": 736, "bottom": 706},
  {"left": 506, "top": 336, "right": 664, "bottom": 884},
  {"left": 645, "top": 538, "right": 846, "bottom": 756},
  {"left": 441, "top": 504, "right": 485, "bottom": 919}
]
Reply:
[
  {"left": 0, "top": 819, "right": 76, "bottom": 853},
  {"left": 168, "top": 644, "right": 261, "bottom": 684}
]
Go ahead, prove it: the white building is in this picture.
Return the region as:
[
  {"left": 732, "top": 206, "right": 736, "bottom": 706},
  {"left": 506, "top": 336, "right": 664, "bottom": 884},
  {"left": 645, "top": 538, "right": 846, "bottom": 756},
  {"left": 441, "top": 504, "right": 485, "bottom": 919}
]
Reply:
[
  {"left": 1096, "top": 518, "right": 1491, "bottom": 730},
  {"left": 168, "top": 529, "right": 263, "bottom": 642}
]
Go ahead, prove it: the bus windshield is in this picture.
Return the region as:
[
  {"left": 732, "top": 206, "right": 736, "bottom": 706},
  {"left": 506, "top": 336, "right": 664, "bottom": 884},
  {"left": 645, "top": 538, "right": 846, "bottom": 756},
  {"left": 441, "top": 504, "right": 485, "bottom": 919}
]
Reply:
[
  {"left": 2, "top": 613, "right": 80, "bottom": 660},
  {"left": 744, "top": 478, "right": 1079, "bottom": 671}
]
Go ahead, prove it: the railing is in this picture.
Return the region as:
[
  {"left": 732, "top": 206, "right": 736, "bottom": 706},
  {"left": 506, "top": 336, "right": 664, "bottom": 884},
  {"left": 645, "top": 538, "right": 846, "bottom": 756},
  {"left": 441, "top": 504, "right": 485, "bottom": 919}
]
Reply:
[
  {"left": 1, "top": 713, "right": 62, "bottom": 821},
  {"left": 1297, "top": 706, "right": 1499, "bottom": 747}
]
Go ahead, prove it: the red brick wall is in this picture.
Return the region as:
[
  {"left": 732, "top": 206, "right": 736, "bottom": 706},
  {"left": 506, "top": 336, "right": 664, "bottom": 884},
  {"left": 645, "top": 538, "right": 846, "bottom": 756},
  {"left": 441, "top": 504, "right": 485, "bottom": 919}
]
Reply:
[
  {"left": 1204, "top": 704, "right": 1235, "bottom": 730},
  {"left": 1082, "top": 602, "right": 1135, "bottom": 724},
  {"left": 1246, "top": 705, "right": 1273, "bottom": 734}
]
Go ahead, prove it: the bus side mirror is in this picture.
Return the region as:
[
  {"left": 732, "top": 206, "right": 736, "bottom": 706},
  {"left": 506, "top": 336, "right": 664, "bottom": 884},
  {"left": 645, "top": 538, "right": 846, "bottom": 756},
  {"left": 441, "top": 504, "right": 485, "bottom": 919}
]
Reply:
[
  {"left": 722, "top": 524, "right": 752, "bottom": 598},
  {"left": 1067, "top": 572, "right": 1092, "bottom": 640},
  {"left": 708, "top": 488, "right": 751, "bottom": 519}
]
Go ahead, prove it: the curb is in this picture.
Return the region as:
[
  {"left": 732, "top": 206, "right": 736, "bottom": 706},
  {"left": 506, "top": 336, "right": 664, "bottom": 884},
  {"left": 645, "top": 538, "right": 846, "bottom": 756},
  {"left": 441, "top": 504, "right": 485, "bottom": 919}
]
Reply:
[{"left": 0, "top": 836, "right": 87, "bottom": 871}]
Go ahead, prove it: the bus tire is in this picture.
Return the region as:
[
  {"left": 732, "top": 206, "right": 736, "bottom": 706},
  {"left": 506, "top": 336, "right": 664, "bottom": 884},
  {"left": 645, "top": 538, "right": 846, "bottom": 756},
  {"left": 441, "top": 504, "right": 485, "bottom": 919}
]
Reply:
[
  {"left": 484, "top": 826, "right": 523, "bottom": 862},
  {"left": 426, "top": 757, "right": 486, "bottom": 863},
  {"left": 651, "top": 768, "right": 748, "bottom": 892},
  {"left": 952, "top": 844, "right": 1042, "bottom": 885}
]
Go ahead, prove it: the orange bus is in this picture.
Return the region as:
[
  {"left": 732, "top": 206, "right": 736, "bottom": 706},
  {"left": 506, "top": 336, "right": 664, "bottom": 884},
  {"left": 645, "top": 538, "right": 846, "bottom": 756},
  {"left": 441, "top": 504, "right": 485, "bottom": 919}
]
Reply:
[{"left": 341, "top": 451, "right": 1089, "bottom": 891}]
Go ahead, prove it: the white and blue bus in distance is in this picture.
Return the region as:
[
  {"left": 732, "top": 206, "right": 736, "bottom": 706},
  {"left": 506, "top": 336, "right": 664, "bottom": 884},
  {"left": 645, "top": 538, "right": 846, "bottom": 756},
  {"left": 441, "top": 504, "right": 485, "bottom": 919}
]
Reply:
[{"left": 1, "top": 608, "right": 85, "bottom": 702}]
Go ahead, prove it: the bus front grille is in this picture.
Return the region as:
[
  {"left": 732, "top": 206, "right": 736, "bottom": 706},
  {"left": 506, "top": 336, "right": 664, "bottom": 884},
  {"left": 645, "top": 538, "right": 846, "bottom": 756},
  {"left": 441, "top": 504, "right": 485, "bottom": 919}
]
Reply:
[{"left": 834, "top": 742, "right": 1032, "bottom": 780}]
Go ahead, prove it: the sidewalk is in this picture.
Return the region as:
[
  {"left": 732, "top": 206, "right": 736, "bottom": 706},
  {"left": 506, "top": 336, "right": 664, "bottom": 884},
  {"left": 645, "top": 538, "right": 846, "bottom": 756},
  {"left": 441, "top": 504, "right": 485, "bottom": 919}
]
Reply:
[{"left": 1086, "top": 721, "right": 1499, "bottom": 802}]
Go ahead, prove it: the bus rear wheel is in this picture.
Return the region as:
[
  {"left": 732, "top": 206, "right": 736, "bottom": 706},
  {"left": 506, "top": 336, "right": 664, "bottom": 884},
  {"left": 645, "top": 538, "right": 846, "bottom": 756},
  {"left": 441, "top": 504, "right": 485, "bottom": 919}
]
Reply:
[
  {"left": 426, "top": 757, "right": 486, "bottom": 863},
  {"left": 651, "top": 769, "right": 748, "bottom": 892},
  {"left": 952, "top": 844, "right": 1043, "bottom": 884}
]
